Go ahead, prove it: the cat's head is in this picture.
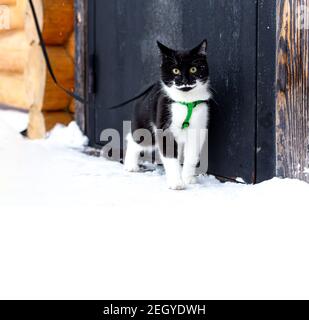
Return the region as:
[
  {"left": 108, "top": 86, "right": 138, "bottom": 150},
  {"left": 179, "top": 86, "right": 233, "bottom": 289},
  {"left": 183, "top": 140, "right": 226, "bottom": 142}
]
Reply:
[{"left": 157, "top": 40, "right": 209, "bottom": 93}]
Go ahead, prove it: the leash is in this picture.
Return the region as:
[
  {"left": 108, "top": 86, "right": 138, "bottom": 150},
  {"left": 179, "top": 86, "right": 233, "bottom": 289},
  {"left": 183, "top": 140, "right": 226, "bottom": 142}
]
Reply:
[
  {"left": 29, "top": 0, "right": 86, "bottom": 104},
  {"left": 107, "top": 83, "right": 157, "bottom": 110},
  {"left": 29, "top": 0, "right": 212, "bottom": 121},
  {"left": 29, "top": 0, "right": 156, "bottom": 110}
]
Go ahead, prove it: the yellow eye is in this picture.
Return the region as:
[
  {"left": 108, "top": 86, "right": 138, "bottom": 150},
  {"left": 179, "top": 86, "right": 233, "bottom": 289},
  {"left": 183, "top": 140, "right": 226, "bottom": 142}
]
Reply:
[
  {"left": 190, "top": 67, "right": 198, "bottom": 74},
  {"left": 172, "top": 68, "right": 181, "bottom": 75}
]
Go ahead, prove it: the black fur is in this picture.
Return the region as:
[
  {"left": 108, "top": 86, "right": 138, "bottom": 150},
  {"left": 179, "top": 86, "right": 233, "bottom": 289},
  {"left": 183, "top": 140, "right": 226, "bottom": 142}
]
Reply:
[
  {"left": 157, "top": 40, "right": 209, "bottom": 88},
  {"left": 130, "top": 40, "right": 209, "bottom": 158}
]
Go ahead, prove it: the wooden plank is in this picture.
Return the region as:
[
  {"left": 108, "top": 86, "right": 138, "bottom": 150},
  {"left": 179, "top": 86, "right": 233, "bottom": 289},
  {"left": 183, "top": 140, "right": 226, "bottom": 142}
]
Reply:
[
  {"left": 256, "top": 0, "right": 277, "bottom": 183},
  {"left": 276, "top": 0, "right": 309, "bottom": 182},
  {"left": 74, "top": 0, "right": 86, "bottom": 132}
]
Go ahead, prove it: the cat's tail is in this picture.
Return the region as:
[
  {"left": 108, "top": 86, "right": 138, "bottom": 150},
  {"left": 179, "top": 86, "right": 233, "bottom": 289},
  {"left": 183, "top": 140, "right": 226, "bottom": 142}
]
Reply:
[{"left": 108, "top": 83, "right": 157, "bottom": 110}]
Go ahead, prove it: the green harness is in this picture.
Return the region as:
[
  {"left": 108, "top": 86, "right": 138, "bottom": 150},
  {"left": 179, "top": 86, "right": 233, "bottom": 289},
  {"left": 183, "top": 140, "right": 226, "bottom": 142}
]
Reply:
[{"left": 177, "top": 100, "right": 207, "bottom": 129}]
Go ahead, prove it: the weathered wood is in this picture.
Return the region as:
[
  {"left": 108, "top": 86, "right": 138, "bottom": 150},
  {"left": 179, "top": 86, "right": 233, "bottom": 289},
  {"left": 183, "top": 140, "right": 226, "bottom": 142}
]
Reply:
[
  {"left": 256, "top": 0, "right": 277, "bottom": 183},
  {"left": 74, "top": 0, "right": 86, "bottom": 131},
  {"left": 276, "top": 0, "right": 309, "bottom": 182}
]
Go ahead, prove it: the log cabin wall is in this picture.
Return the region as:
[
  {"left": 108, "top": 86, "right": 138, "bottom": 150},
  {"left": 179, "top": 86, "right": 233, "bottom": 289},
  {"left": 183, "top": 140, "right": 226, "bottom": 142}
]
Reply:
[
  {"left": 0, "top": 0, "right": 46, "bottom": 139},
  {"left": 0, "top": 0, "right": 75, "bottom": 137},
  {"left": 276, "top": 0, "right": 309, "bottom": 182},
  {"left": 42, "top": 0, "right": 75, "bottom": 132}
]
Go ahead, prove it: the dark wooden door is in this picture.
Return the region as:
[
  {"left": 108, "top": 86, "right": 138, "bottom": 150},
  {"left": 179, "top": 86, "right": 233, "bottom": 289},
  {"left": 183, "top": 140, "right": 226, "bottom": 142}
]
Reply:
[{"left": 87, "top": 0, "right": 274, "bottom": 183}]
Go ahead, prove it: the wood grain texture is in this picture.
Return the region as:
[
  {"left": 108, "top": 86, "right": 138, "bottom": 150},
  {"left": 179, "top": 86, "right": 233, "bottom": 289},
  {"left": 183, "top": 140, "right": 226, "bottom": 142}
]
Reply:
[
  {"left": 42, "top": 0, "right": 74, "bottom": 45},
  {"left": 42, "top": 46, "right": 74, "bottom": 111},
  {"left": 276, "top": 0, "right": 309, "bottom": 181},
  {"left": 74, "top": 0, "right": 86, "bottom": 131}
]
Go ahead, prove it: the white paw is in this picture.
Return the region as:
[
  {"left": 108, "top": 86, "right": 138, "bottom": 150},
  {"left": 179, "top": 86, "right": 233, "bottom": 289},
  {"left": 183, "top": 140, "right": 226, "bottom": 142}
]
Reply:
[
  {"left": 168, "top": 179, "right": 185, "bottom": 190},
  {"left": 183, "top": 176, "right": 198, "bottom": 185},
  {"left": 124, "top": 162, "right": 140, "bottom": 172}
]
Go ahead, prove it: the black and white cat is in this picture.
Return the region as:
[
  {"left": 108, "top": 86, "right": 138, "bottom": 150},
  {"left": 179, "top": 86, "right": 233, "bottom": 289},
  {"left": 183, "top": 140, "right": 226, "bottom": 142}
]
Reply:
[{"left": 124, "top": 40, "right": 212, "bottom": 190}]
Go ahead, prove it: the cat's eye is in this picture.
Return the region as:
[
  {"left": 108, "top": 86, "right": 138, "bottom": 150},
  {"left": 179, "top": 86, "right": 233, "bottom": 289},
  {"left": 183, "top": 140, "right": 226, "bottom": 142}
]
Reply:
[
  {"left": 172, "top": 68, "right": 181, "bottom": 75},
  {"left": 190, "top": 67, "right": 198, "bottom": 74}
]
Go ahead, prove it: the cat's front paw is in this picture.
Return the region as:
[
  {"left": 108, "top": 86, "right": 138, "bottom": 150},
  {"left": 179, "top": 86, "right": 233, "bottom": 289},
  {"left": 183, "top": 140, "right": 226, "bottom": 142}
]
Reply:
[
  {"left": 167, "top": 179, "right": 185, "bottom": 190},
  {"left": 124, "top": 162, "right": 140, "bottom": 172},
  {"left": 183, "top": 175, "right": 198, "bottom": 185}
]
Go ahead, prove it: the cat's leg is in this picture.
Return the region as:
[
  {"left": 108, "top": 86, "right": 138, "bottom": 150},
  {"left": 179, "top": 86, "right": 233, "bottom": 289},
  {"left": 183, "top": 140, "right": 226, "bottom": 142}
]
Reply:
[
  {"left": 182, "top": 129, "right": 206, "bottom": 185},
  {"left": 160, "top": 157, "right": 184, "bottom": 190},
  {"left": 157, "top": 130, "right": 184, "bottom": 190},
  {"left": 177, "top": 142, "right": 184, "bottom": 164},
  {"left": 124, "top": 133, "right": 141, "bottom": 172}
]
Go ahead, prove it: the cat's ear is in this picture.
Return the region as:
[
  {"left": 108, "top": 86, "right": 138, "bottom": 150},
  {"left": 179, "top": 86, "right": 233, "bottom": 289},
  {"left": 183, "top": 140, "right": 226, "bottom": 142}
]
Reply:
[
  {"left": 192, "top": 39, "right": 208, "bottom": 56},
  {"left": 157, "top": 41, "right": 174, "bottom": 56}
]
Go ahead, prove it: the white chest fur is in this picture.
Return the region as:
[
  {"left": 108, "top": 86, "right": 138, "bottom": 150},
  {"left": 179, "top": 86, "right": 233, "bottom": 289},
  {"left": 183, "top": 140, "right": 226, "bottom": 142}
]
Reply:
[
  {"left": 169, "top": 102, "right": 209, "bottom": 144},
  {"left": 163, "top": 80, "right": 211, "bottom": 144}
]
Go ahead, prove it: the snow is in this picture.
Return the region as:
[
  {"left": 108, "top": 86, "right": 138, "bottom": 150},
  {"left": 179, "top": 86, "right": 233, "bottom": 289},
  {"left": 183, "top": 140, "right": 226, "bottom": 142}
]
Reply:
[
  {"left": 0, "top": 108, "right": 28, "bottom": 132},
  {"left": 1, "top": 117, "right": 309, "bottom": 300},
  {"left": 46, "top": 122, "right": 89, "bottom": 148}
]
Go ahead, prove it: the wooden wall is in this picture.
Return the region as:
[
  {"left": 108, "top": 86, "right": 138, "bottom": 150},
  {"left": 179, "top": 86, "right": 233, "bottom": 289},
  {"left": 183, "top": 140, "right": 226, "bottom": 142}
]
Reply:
[
  {"left": 74, "top": 0, "right": 86, "bottom": 132},
  {"left": 0, "top": 0, "right": 76, "bottom": 137},
  {"left": 42, "top": 0, "right": 75, "bottom": 131},
  {"left": 276, "top": 0, "right": 309, "bottom": 182}
]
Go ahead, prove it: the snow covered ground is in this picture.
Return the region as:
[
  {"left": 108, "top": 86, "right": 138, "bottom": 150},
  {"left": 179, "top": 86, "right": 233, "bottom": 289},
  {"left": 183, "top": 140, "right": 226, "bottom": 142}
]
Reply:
[{"left": 1, "top": 114, "right": 309, "bottom": 300}]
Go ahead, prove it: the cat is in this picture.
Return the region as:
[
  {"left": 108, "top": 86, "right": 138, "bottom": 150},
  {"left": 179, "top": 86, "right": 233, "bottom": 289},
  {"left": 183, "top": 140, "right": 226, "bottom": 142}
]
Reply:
[{"left": 124, "top": 40, "right": 212, "bottom": 190}]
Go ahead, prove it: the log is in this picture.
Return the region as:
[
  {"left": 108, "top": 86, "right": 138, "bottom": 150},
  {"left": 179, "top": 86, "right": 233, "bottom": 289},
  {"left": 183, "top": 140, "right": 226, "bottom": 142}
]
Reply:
[
  {"left": 0, "top": 30, "right": 34, "bottom": 73},
  {"left": 43, "top": 0, "right": 74, "bottom": 45},
  {"left": 24, "top": 0, "right": 43, "bottom": 43},
  {"left": 276, "top": 0, "right": 309, "bottom": 182},
  {"left": 66, "top": 31, "right": 74, "bottom": 60},
  {"left": 0, "top": 43, "right": 46, "bottom": 109},
  {"left": 69, "top": 99, "right": 75, "bottom": 113},
  {"left": 43, "top": 110, "right": 73, "bottom": 131},
  {"left": 3, "top": 0, "right": 27, "bottom": 30},
  {"left": 0, "top": 1, "right": 16, "bottom": 4},
  {"left": 0, "top": 0, "right": 43, "bottom": 43},
  {"left": 27, "top": 105, "right": 45, "bottom": 139},
  {"left": 42, "top": 46, "right": 74, "bottom": 111}
]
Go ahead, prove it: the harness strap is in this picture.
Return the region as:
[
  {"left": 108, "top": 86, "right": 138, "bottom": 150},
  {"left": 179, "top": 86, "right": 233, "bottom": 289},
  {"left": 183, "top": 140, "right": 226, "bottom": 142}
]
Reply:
[
  {"left": 28, "top": 0, "right": 86, "bottom": 104},
  {"left": 178, "top": 100, "right": 207, "bottom": 129}
]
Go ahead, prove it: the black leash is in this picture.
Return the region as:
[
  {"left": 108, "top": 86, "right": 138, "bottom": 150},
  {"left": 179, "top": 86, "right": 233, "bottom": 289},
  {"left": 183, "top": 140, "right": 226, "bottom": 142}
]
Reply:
[
  {"left": 107, "top": 83, "right": 156, "bottom": 110},
  {"left": 29, "top": 0, "right": 155, "bottom": 110},
  {"left": 28, "top": 0, "right": 86, "bottom": 104}
]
